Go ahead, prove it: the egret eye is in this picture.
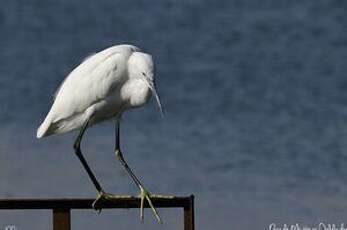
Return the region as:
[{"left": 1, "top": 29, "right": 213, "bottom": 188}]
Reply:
[{"left": 142, "top": 72, "right": 146, "bottom": 76}]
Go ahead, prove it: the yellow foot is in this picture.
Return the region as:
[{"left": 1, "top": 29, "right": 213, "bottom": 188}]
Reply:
[
  {"left": 92, "top": 190, "right": 131, "bottom": 213},
  {"left": 150, "top": 194, "right": 175, "bottom": 199},
  {"left": 139, "top": 186, "right": 166, "bottom": 223}
]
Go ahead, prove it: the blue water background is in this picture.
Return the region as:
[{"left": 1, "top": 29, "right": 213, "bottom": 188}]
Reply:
[{"left": 1, "top": 0, "right": 347, "bottom": 229}]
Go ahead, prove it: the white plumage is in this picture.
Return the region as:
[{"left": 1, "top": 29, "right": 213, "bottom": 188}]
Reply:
[
  {"left": 36, "top": 44, "right": 165, "bottom": 222},
  {"left": 37, "top": 44, "right": 162, "bottom": 138}
]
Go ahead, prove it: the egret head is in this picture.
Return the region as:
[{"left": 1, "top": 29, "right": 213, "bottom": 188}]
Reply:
[{"left": 128, "top": 52, "right": 163, "bottom": 115}]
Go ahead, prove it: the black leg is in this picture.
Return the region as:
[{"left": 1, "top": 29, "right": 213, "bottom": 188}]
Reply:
[
  {"left": 73, "top": 120, "right": 104, "bottom": 193},
  {"left": 114, "top": 119, "right": 162, "bottom": 223},
  {"left": 114, "top": 120, "right": 143, "bottom": 188}
]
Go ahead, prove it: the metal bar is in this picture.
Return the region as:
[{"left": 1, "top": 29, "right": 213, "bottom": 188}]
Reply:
[
  {"left": 0, "top": 197, "right": 191, "bottom": 209},
  {"left": 184, "top": 195, "right": 195, "bottom": 230},
  {"left": 0, "top": 195, "right": 195, "bottom": 230},
  {"left": 53, "top": 208, "right": 70, "bottom": 230}
]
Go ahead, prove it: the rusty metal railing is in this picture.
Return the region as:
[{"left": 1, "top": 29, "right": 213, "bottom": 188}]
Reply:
[{"left": 0, "top": 195, "right": 195, "bottom": 230}]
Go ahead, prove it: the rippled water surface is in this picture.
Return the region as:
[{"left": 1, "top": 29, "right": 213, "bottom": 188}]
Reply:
[{"left": 1, "top": 1, "right": 347, "bottom": 229}]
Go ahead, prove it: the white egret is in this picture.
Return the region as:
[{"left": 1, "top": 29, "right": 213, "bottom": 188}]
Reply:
[{"left": 37, "top": 44, "right": 164, "bottom": 222}]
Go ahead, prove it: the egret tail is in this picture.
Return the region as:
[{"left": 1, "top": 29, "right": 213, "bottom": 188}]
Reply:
[
  {"left": 37, "top": 117, "right": 52, "bottom": 138},
  {"left": 37, "top": 110, "right": 88, "bottom": 138}
]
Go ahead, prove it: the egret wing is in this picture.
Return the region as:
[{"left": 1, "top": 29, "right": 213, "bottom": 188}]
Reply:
[
  {"left": 50, "top": 52, "right": 127, "bottom": 123},
  {"left": 37, "top": 44, "right": 140, "bottom": 138}
]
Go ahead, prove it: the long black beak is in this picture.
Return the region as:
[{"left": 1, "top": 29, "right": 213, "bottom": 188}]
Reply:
[{"left": 148, "top": 80, "right": 164, "bottom": 116}]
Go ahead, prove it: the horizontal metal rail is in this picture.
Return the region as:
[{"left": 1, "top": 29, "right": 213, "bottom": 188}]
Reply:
[{"left": 0, "top": 195, "right": 195, "bottom": 230}]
